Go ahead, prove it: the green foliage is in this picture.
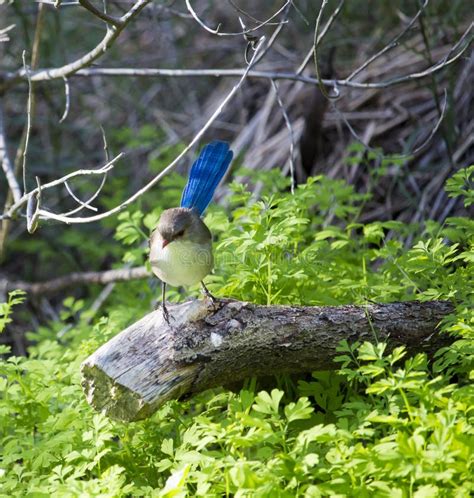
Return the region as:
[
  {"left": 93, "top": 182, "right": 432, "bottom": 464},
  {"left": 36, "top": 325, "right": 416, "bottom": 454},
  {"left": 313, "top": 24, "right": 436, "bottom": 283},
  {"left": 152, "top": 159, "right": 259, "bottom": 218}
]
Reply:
[
  {"left": 0, "top": 291, "right": 26, "bottom": 334},
  {"left": 445, "top": 165, "right": 474, "bottom": 208},
  {"left": 0, "top": 165, "right": 473, "bottom": 496}
]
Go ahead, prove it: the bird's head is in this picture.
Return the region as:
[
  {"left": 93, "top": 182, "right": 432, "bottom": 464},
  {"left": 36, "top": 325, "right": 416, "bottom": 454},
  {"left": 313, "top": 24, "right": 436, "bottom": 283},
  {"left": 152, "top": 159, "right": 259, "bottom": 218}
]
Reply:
[{"left": 156, "top": 207, "right": 211, "bottom": 248}]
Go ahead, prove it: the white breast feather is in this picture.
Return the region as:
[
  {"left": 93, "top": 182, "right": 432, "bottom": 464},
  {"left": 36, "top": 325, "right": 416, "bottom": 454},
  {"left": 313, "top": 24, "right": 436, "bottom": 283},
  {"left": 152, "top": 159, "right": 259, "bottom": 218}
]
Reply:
[{"left": 150, "top": 234, "right": 213, "bottom": 287}]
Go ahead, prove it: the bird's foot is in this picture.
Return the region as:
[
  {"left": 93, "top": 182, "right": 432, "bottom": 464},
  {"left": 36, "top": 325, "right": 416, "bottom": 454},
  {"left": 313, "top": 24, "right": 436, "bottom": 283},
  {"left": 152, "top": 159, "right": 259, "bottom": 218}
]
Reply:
[
  {"left": 155, "top": 300, "right": 173, "bottom": 325},
  {"left": 201, "top": 282, "right": 217, "bottom": 304},
  {"left": 162, "top": 304, "right": 171, "bottom": 325}
]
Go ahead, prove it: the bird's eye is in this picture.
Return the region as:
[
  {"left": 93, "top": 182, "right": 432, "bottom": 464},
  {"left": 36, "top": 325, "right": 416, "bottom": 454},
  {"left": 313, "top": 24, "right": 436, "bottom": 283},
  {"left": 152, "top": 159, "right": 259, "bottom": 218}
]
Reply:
[{"left": 176, "top": 230, "right": 185, "bottom": 237}]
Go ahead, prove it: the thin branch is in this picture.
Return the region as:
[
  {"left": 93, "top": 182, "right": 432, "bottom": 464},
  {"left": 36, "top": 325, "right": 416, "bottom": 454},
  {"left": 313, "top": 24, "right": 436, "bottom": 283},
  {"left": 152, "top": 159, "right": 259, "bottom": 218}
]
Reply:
[
  {"left": 41, "top": 22, "right": 470, "bottom": 89},
  {"left": 0, "top": 266, "right": 149, "bottom": 295},
  {"left": 346, "top": 0, "right": 430, "bottom": 81},
  {"left": 62, "top": 127, "right": 110, "bottom": 216},
  {"left": 21, "top": 51, "right": 33, "bottom": 194},
  {"left": 417, "top": 3, "right": 455, "bottom": 170},
  {"left": 26, "top": 176, "right": 42, "bottom": 233},
  {"left": 253, "top": 2, "right": 291, "bottom": 65},
  {"left": 0, "top": 3, "right": 46, "bottom": 259},
  {"left": 185, "top": 0, "right": 290, "bottom": 36},
  {"left": 296, "top": 0, "right": 344, "bottom": 75},
  {"left": 228, "top": 0, "right": 281, "bottom": 25},
  {"left": 271, "top": 79, "right": 295, "bottom": 194},
  {"left": 78, "top": 0, "right": 123, "bottom": 27},
  {"left": 1, "top": 14, "right": 471, "bottom": 93},
  {"left": 34, "top": 1, "right": 79, "bottom": 5},
  {"left": 185, "top": 0, "right": 221, "bottom": 34},
  {"left": 65, "top": 181, "right": 98, "bottom": 212},
  {"left": 313, "top": 0, "right": 338, "bottom": 100},
  {"left": 1, "top": 0, "right": 152, "bottom": 92},
  {"left": 331, "top": 88, "right": 448, "bottom": 160},
  {"left": 2, "top": 153, "right": 122, "bottom": 220},
  {"left": 29, "top": 37, "right": 267, "bottom": 225},
  {"left": 0, "top": 24, "right": 15, "bottom": 43},
  {"left": 0, "top": 101, "right": 22, "bottom": 203},
  {"left": 59, "top": 76, "right": 71, "bottom": 123}
]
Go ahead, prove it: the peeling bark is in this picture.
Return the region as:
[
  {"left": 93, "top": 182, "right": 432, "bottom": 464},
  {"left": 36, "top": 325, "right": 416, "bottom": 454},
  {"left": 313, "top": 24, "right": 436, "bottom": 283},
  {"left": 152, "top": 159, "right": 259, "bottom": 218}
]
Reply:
[{"left": 81, "top": 299, "right": 453, "bottom": 422}]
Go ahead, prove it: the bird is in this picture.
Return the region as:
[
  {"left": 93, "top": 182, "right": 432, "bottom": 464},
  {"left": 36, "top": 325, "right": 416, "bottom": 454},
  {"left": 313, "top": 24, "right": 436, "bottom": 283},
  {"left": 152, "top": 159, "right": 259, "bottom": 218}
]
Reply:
[{"left": 149, "top": 141, "right": 233, "bottom": 323}]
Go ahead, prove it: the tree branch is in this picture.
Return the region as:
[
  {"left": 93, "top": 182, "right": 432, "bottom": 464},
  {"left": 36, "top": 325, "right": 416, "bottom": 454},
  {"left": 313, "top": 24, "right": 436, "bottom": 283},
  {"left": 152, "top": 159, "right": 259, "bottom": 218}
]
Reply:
[
  {"left": 1, "top": 152, "right": 122, "bottom": 221},
  {"left": 35, "top": 22, "right": 470, "bottom": 91},
  {"left": 0, "top": 266, "right": 149, "bottom": 295},
  {"left": 11, "top": 37, "right": 266, "bottom": 226},
  {"left": 78, "top": 0, "right": 123, "bottom": 27},
  {"left": 81, "top": 299, "right": 454, "bottom": 422},
  {"left": 184, "top": 0, "right": 290, "bottom": 36},
  {"left": 0, "top": 0, "right": 152, "bottom": 93},
  {"left": 0, "top": 100, "right": 22, "bottom": 203}
]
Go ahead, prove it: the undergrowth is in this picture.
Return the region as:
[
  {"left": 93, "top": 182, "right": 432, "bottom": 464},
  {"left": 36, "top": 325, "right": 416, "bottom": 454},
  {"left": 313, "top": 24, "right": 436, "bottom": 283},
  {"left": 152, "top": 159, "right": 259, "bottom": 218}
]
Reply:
[{"left": 0, "top": 165, "right": 472, "bottom": 497}]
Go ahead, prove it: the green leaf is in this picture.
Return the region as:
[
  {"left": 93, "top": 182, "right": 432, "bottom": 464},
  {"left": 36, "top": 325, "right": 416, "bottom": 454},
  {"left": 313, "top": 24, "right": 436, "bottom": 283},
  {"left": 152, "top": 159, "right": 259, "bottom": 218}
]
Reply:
[
  {"left": 253, "top": 389, "right": 284, "bottom": 415},
  {"left": 284, "top": 397, "right": 314, "bottom": 422}
]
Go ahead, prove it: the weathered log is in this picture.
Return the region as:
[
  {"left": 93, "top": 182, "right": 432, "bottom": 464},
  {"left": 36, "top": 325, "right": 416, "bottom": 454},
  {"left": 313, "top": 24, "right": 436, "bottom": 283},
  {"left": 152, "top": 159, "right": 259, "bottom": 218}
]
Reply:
[{"left": 81, "top": 299, "right": 453, "bottom": 422}]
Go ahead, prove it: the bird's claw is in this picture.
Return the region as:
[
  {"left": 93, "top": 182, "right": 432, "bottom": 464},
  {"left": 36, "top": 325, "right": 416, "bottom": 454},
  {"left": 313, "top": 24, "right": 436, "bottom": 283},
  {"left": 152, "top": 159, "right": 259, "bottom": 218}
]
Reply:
[
  {"left": 162, "top": 303, "right": 175, "bottom": 325},
  {"left": 155, "top": 300, "right": 173, "bottom": 325},
  {"left": 201, "top": 282, "right": 217, "bottom": 304}
]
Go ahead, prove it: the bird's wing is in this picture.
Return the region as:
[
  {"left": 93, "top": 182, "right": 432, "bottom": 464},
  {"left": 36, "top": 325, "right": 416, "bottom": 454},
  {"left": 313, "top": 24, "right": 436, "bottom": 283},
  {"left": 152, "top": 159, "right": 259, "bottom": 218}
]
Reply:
[{"left": 180, "top": 141, "right": 233, "bottom": 215}]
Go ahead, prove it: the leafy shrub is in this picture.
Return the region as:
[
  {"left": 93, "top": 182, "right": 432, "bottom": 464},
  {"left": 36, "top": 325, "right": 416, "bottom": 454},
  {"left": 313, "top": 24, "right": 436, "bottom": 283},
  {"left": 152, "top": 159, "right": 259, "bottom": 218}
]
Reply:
[{"left": 0, "top": 166, "right": 472, "bottom": 497}]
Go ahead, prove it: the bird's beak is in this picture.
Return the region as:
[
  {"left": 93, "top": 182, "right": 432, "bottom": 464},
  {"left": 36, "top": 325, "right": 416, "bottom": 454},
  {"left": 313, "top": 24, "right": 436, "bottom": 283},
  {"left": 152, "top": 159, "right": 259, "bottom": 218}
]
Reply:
[{"left": 162, "top": 239, "right": 170, "bottom": 249}]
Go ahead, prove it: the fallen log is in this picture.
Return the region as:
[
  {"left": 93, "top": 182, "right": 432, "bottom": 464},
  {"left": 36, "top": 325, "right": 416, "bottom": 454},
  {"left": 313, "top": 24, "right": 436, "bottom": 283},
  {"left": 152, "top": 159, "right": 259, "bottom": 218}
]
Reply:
[{"left": 81, "top": 299, "right": 453, "bottom": 422}]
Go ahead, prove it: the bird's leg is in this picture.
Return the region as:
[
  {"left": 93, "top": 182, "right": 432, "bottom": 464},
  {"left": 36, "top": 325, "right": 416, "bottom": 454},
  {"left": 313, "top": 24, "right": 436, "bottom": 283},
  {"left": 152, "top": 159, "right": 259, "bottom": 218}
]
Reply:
[
  {"left": 161, "top": 281, "right": 171, "bottom": 324},
  {"left": 201, "top": 281, "right": 217, "bottom": 303}
]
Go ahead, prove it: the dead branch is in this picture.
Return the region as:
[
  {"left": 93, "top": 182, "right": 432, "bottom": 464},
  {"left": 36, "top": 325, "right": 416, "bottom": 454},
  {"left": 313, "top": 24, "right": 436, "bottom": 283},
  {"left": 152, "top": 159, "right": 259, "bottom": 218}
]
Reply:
[
  {"left": 1, "top": 0, "right": 152, "bottom": 93},
  {"left": 0, "top": 100, "right": 22, "bottom": 203},
  {"left": 185, "top": 0, "right": 290, "bottom": 36},
  {"left": 78, "top": 0, "right": 122, "bottom": 27},
  {"left": 81, "top": 299, "right": 453, "bottom": 422},
  {"left": 2, "top": 18, "right": 470, "bottom": 92},
  {"left": 1, "top": 153, "right": 122, "bottom": 221},
  {"left": 11, "top": 37, "right": 266, "bottom": 226},
  {"left": 0, "top": 266, "right": 149, "bottom": 296},
  {"left": 41, "top": 24, "right": 470, "bottom": 90}
]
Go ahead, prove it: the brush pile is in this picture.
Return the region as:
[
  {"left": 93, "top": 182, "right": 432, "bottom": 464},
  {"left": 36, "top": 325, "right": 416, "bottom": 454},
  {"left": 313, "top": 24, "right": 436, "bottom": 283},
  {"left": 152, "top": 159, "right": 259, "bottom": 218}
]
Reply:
[{"left": 201, "top": 23, "right": 473, "bottom": 225}]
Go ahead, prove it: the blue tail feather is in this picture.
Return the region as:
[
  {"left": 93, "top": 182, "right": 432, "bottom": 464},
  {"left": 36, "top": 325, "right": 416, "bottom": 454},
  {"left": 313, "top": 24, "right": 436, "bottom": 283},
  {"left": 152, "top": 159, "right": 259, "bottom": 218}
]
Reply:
[{"left": 181, "top": 141, "right": 233, "bottom": 215}]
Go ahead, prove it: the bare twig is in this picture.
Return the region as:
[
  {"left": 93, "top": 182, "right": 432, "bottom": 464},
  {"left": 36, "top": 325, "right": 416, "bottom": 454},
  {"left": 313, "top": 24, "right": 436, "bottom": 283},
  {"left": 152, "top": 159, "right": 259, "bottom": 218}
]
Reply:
[
  {"left": 1, "top": 0, "right": 153, "bottom": 92},
  {"left": 35, "top": 1, "right": 79, "bottom": 5},
  {"left": 21, "top": 51, "right": 33, "bottom": 194},
  {"left": 296, "top": 0, "right": 344, "bottom": 75},
  {"left": 185, "top": 0, "right": 290, "bottom": 36},
  {"left": 346, "top": 0, "right": 430, "bottom": 81},
  {"left": 24, "top": 37, "right": 267, "bottom": 225},
  {"left": 0, "top": 3, "right": 46, "bottom": 259},
  {"left": 228, "top": 0, "right": 281, "bottom": 25},
  {"left": 64, "top": 181, "right": 98, "bottom": 212},
  {"left": 417, "top": 4, "right": 455, "bottom": 170},
  {"left": 2, "top": 153, "right": 122, "bottom": 220},
  {"left": 271, "top": 79, "right": 296, "bottom": 193},
  {"left": 78, "top": 0, "right": 122, "bottom": 27},
  {"left": 1, "top": 12, "right": 470, "bottom": 94},
  {"left": 330, "top": 88, "right": 448, "bottom": 159},
  {"left": 62, "top": 127, "right": 110, "bottom": 216},
  {"left": 312, "top": 0, "right": 339, "bottom": 100},
  {"left": 185, "top": 0, "right": 221, "bottom": 34},
  {"left": 0, "top": 101, "right": 22, "bottom": 203},
  {"left": 26, "top": 176, "right": 41, "bottom": 233},
  {"left": 45, "top": 23, "right": 470, "bottom": 90},
  {"left": 253, "top": 2, "right": 291, "bottom": 65},
  {"left": 0, "top": 266, "right": 149, "bottom": 295},
  {"left": 0, "top": 24, "right": 15, "bottom": 43},
  {"left": 59, "top": 76, "right": 71, "bottom": 123}
]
